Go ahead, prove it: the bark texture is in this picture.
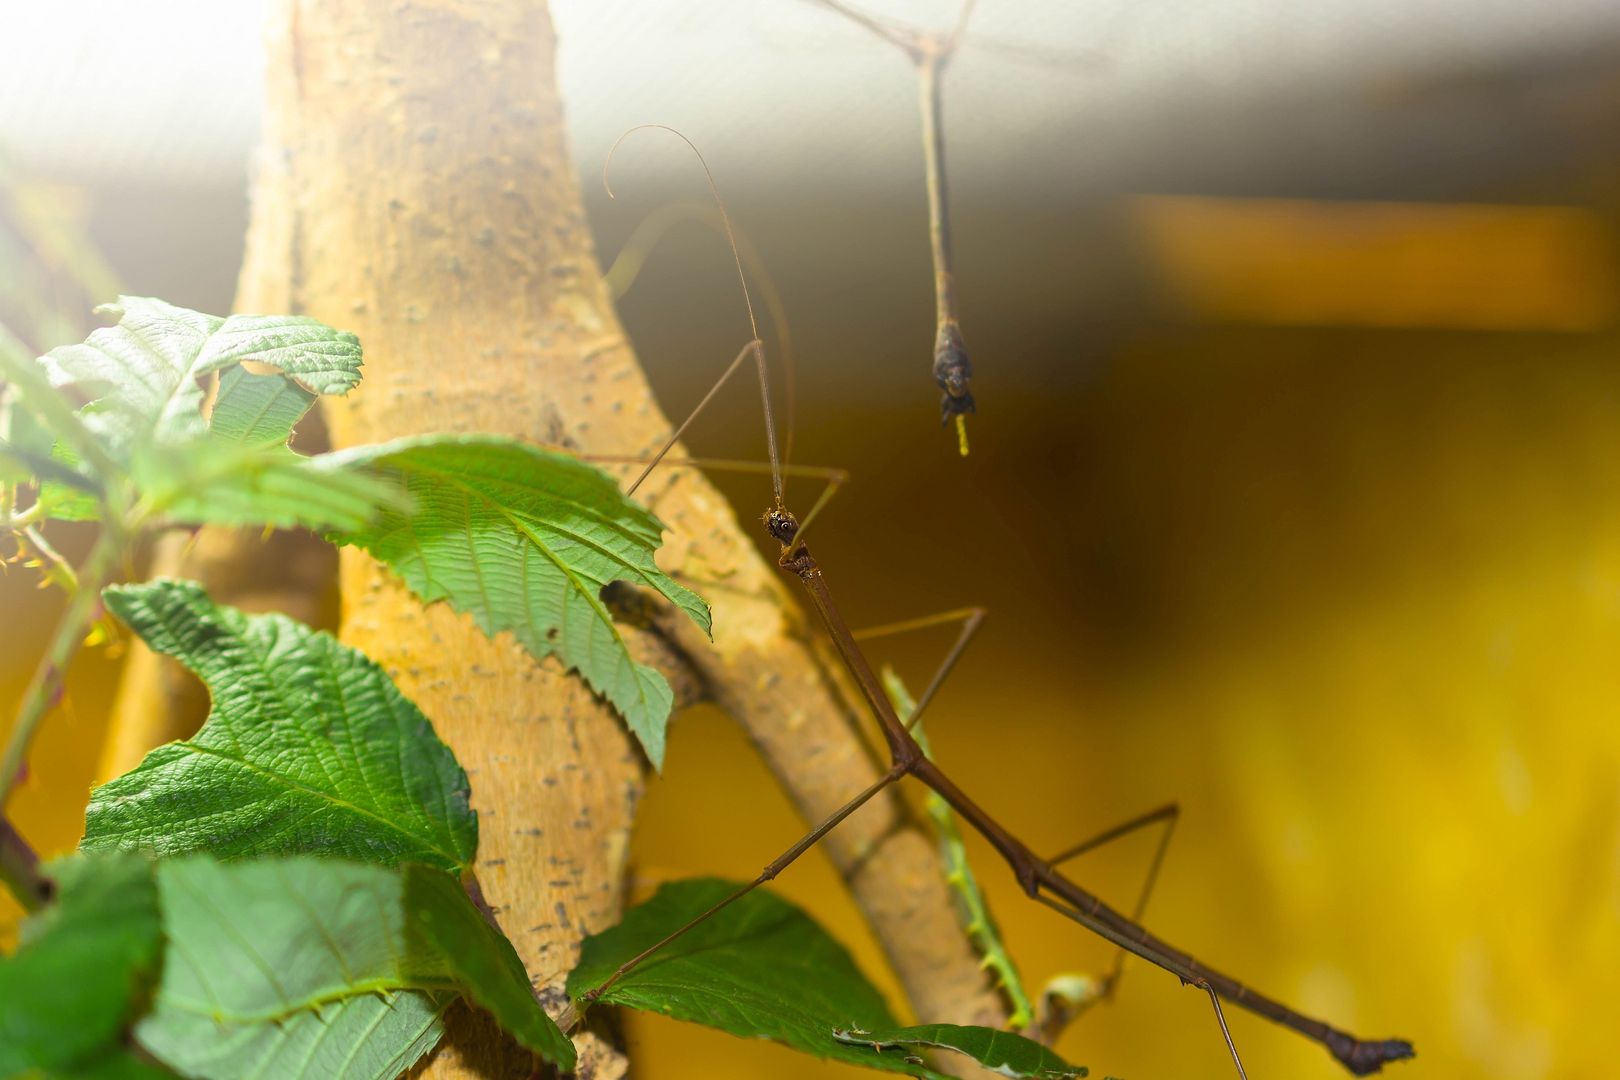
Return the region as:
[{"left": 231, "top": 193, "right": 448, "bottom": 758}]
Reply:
[{"left": 127, "top": 0, "right": 1004, "bottom": 1074}]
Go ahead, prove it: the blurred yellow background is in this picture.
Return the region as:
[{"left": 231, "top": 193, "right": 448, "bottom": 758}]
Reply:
[{"left": 5, "top": 3, "right": 1620, "bottom": 1079}]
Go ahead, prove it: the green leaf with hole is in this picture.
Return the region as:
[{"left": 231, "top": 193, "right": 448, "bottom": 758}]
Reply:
[
  {"left": 137, "top": 856, "right": 574, "bottom": 1074},
  {"left": 41, "top": 296, "right": 360, "bottom": 449},
  {"left": 12, "top": 297, "right": 386, "bottom": 532},
  {"left": 325, "top": 434, "right": 711, "bottom": 770},
  {"left": 82, "top": 579, "right": 476, "bottom": 874},
  {"left": 567, "top": 878, "right": 1083, "bottom": 1079},
  {"left": 0, "top": 852, "right": 176, "bottom": 1080}
]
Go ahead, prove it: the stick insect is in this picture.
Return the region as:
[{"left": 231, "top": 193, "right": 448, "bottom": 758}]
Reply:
[
  {"left": 798, "top": 0, "right": 981, "bottom": 455},
  {"left": 577, "top": 128, "right": 1415, "bottom": 1078}
]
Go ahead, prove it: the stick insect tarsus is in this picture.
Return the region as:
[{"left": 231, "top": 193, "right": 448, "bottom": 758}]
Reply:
[{"left": 587, "top": 127, "right": 1415, "bottom": 1078}]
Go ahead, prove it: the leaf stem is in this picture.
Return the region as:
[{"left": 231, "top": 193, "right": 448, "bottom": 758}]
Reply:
[
  {"left": 0, "top": 521, "right": 123, "bottom": 809},
  {"left": 0, "top": 814, "right": 50, "bottom": 911}
]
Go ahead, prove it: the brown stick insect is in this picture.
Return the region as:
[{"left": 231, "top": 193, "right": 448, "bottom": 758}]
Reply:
[{"left": 574, "top": 126, "right": 1416, "bottom": 1079}]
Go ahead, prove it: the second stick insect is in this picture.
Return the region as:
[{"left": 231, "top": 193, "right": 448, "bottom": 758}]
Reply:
[{"left": 580, "top": 128, "right": 1416, "bottom": 1079}]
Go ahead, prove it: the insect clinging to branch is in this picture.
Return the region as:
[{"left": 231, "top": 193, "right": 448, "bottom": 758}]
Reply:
[{"left": 578, "top": 125, "right": 1417, "bottom": 1079}]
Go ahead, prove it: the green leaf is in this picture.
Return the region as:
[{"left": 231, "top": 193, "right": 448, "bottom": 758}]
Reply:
[
  {"left": 326, "top": 434, "right": 712, "bottom": 769},
  {"left": 832, "top": 1025, "right": 1085, "bottom": 1079},
  {"left": 137, "top": 875, "right": 451, "bottom": 1080},
  {"left": 13, "top": 298, "right": 382, "bottom": 532},
  {"left": 0, "top": 382, "right": 59, "bottom": 484},
  {"left": 569, "top": 878, "right": 1078, "bottom": 1078},
  {"left": 0, "top": 852, "right": 174, "bottom": 1079},
  {"left": 138, "top": 856, "right": 575, "bottom": 1073},
  {"left": 130, "top": 442, "right": 400, "bottom": 533},
  {"left": 82, "top": 579, "right": 477, "bottom": 874},
  {"left": 209, "top": 366, "right": 319, "bottom": 448},
  {"left": 41, "top": 297, "right": 361, "bottom": 449},
  {"left": 134, "top": 364, "right": 390, "bottom": 531},
  {"left": 884, "top": 667, "right": 1034, "bottom": 1029},
  {"left": 137, "top": 991, "right": 451, "bottom": 1080}
]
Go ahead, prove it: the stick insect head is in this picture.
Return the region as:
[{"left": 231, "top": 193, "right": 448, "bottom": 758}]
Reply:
[{"left": 763, "top": 506, "right": 799, "bottom": 547}]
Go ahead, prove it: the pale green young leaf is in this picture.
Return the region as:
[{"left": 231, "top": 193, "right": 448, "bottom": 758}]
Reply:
[
  {"left": 138, "top": 856, "right": 575, "bottom": 1073},
  {"left": 11, "top": 298, "right": 375, "bottom": 530},
  {"left": 568, "top": 879, "right": 1083, "bottom": 1078},
  {"left": 41, "top": 296, "right": 361, "bottom": 449},
  {"left": 883, "top": 667, "right": 1034, "bottom": 1029},
  {"left": 82, "top": 579, "right": 477, "bottom": 874},
  {"left": 326, "top": 434, "right": 712, "bottom": 769},
  {"left": 0, "top": 852, "right": 176, "bottom": 1080}
]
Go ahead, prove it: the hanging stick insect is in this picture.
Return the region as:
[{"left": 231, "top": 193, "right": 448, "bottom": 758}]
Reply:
[
  {"left": 799, "top": 0, "right": 983, "bottom": 455},
  {"left": 579, "top": 127, "right": 1415, "bottom": 1078}
]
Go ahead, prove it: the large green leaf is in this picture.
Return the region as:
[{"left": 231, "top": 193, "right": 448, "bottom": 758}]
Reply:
[
  {"left": 41, "top": 296, "right": 360, "bottom": 449},
  {"left": 137, "top": 991, "right": 451, "bottom": 1080},
  {"left": 326, "top": 434, "right": 712, "bottom": 769},
  {"left": 82, "top": 579, "right": 477, "bottom": 874},
  {"left": 568, "top": 878, "right": 1084, "bottom": 1079},
  {"left": 0, "top": 852, "right": 175, "bottom": 1079},
  {"left": 138, "top": 856, "right": 575, "bottom": 1074}
]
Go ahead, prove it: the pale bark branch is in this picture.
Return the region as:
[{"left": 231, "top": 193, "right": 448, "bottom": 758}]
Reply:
[{"left": 102, "top": 1, "right": 1004, "bottom": 1075}]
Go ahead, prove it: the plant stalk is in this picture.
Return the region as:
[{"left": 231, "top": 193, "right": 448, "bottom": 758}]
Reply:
[
  {"left": 0, "top": 814, "right": 49, "bottom": 911},
  {"left": 0, "top": 523, "right": 123, "bottom": 809}
]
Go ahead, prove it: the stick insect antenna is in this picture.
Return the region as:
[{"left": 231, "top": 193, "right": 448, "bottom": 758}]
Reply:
[
  {"left": 604, "top": 125, "right": 785, "bottom": 508},
  {"left": 603, "top": 199, "right": 801, "bottom": 472}
]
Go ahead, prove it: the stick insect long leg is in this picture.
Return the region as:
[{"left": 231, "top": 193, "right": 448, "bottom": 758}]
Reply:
[
  {"left": 855, "top": 605, "right": 1182, "bottom": 1006},
  {"left": 580, "top": 600, "right": 982, "bottom": 1006},
  {"left": 852, "top": 607, "right": 986, "bottom": 732},
  {"left": 1046, "top": 801, "right": 1181, "bottom": 1001},
  {"left": 579, "top": 764, "right": 906, "bottom": 1007}
]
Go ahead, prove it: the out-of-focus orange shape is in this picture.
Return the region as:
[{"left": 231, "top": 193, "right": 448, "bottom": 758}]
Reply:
[{"left": 1133, "top": 197, "right": 1619, "bottom": 331}]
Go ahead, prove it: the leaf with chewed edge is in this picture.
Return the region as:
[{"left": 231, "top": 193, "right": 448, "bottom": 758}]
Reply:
[
  {"left": 41, "top": 296, "right": 360, "bottom": 449},
  {"left": 326, "top": 434, "right": 711, "bottom": 769}
]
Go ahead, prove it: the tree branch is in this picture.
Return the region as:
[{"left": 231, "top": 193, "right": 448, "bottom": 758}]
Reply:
[{"left": 107, "top": 2, "right": 1004, "bottom": 1075}]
